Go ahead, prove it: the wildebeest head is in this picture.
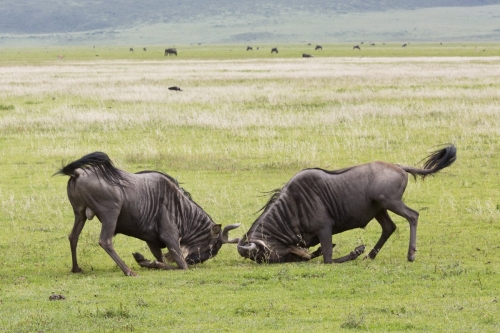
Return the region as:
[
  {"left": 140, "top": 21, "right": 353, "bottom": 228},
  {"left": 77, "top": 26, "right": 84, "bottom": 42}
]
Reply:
[
  {"left": 237, "top": 233, "right": 315, "bottom": 264},
  {"left": 237, "top": 186, "right": 320, "bottom": 264},
  {"left": 183, "top": 223, "right": 240, "bottom": 265}
]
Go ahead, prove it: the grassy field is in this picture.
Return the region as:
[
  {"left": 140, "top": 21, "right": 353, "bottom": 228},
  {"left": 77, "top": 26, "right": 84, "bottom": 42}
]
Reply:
[
  {"left": 1, "top": 42, "right": 500, "bottom": 63},
  {"left": 0, "top": 45, "right": 499, "bottom": 332}
]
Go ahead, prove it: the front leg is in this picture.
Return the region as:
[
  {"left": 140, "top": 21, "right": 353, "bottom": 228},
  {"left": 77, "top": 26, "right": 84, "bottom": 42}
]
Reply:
[
  {"left": 317, "top": 228, "right": 334, "bottom": 263},
  {"left": 133, "top": 252, "right": 179, "bottom": 270},
  {"left": 309, "top": 244, "right": 336, "bottom": 260},
  {"left": 147, "top": 241, "right": 164, "bottom": 262},
  {"left": 157, "top": 210, "right": 188, "bottom": 269}
]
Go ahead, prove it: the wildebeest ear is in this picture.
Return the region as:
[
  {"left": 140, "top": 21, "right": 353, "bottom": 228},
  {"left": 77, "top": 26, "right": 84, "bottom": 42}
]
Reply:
[{"left": 211, "top": 224, "right": 222, "bottom": 238}]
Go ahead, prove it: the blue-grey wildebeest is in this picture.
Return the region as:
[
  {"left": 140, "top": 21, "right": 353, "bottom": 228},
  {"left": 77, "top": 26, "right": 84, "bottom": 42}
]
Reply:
[
  {"left": 164, "top": 48, "right": 177, "bottom": 56},
  {"left": 238, "top": 145, "right": 456, "bottom": 264},
  {"left": 56, "top": 152, "right": 240, "bottom": 276}
]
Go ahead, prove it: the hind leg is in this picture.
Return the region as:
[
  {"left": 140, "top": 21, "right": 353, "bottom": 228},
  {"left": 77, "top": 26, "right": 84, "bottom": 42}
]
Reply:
[
  {"left": 98, "top": 212, "right": 137, "bottom": 276},
  {"left": 382, "top": 200, "right": 419, "bottom": 261},
  {"left": 365, "top": 209, "right": 397, "bottom": 260},
  {"left": 68, "top": 210, "right": 87, "bottom": 273}
]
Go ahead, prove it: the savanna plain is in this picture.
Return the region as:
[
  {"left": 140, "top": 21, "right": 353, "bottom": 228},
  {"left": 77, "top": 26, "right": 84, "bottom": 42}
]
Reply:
[{"left": 0, "top": 44, "right": 499, "bottom": 332}]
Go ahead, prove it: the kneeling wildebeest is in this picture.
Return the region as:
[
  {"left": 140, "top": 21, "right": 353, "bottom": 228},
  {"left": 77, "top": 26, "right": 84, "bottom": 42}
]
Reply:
[
  {"left": 164, "top": 48, "right": 177, "bottom": 56},
  {"left": 302, "top": 53, "right": 313, "bottom": 58},
  {"left": 238, "top": 145, "right": 456, "bottom": 264},
  {"left": 56, "top": 152, "right": 240, "bottom": 276}
]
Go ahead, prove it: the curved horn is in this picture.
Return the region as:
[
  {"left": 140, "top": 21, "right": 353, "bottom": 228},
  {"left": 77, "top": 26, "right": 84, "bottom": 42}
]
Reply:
[
  {"left": 222, "top": 223, "right": 241, "bottom": 244},
  {"left": 237, "top": 242, "right": 257, "bottom": 251}
]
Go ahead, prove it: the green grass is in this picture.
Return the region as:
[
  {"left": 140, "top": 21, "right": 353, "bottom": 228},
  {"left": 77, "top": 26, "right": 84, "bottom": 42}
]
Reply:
[
  {"left": 0, "top": 45, "right": 499, "bottom": 332},
  {"left": 1, "top": 43, "right": 500, "bottom": 63}
]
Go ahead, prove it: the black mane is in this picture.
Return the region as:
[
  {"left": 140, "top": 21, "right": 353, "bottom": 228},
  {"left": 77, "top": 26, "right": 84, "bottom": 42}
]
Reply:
[
  {"left": 257, "top": 187, "right": 282, "bottom": 214},
  {"left": 135, "top": 170, "right": 192, "bottom": 200}
]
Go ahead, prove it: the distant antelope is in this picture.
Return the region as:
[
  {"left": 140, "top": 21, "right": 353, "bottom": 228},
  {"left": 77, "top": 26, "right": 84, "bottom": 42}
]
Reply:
[
  {"left": 271, "top": 47, "right": 278, "bottom": 54},
  {"left": 143, "top": 47, "right": 147, "bottom": 51},
  {"left": 164, "top": 48, "right": 177, "bottom": 56},
  {"left": 402, "top": 44, "right": 407, "bottom": 47},
  {"left": 302, "top": 53, "right": 313, "bottom": 58},
  {"left": 130, "top": 48, "right": 134, "bottom": 52},
  {"left": 315, "top": 45, "right": 322, "bottom": 50},
  {"left": 57, "top": 55, "right": 64, "bottom": 60},
  {"left": 246, "top": 46, "right": 253, "bottom": 51},
  {"left": 353, "top": 45, "right": 361, "bottom": 50}
]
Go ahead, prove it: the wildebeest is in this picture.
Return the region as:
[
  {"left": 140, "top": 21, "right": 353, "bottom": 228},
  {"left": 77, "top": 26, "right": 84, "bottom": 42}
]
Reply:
[
  {"left": 129, "top": 48, "right": 134, "bottom": 52},
  {"left": 271, "top": 47, "right": 278, "bottom": 54},
  {"left": 353, "top": 45, "right": 361, "bottom": 50},
  {"left": 168, "top": 86, "right": 182, "bottom": 91},
  {"left": 164, "top": 48, "right": 177, "bottom": 56},
  {"left": 302, "top": 53, "right": 313, "bottom": 58},
  {"left": 402, "top": 44, "right": 407, "bottom": 47},
  {"left": 143, "top": 47, "right": 147, "bottom": 51},
  {"left": 56, "top": 152, "right": 240, "bottom": 276},
  {"left": 315, "top": 45, "right": 322, "bottom": 50},
  {"left": 247, "top": 46, "right": 253, "bottom": 51},
  {"left": 238, "top": 145, "right": 456, "bottom": 264}
]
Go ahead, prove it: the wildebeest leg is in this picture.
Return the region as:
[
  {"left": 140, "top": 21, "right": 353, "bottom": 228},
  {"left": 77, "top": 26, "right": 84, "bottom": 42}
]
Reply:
[
  {"left": 157, "top": 215, "right": 189, "bottom": 269},
  {"left": 365, "top": 209, "right": 397, "bottom": 259},
  {"left": 332, "top": 245, "right": 366, "bottom": 263},
  {"left": 146, "top": 242, "right": 164, "bottom": 262},
  {"left": 133, "top": 252, "right": 178, "bottom": 270},
  {"left": 98, "top": 213, "right": 137, "bottom": 276},
  {"left": 383, "top": 200, "right": 419, "bottom": 261},
  {"left": 68, "top": 210, "right": 86, "bottom": 273},
  {"left": 309, "top": 244, "right": 335, "bottom": 260},
  {"left": 318, "top": 228, "right": 334, "bottom": 263},
  {"left": 132, "top": 242, "right": 181, "bottom": 270}
]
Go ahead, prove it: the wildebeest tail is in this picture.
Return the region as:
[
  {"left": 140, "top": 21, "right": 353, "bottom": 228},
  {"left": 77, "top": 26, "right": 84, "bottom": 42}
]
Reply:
[
  {"left": 54, "top": 151, "right": 128, "bottom": 187},
  {"left": 399, "top": 144, "right": 456, "bottom": 179}
]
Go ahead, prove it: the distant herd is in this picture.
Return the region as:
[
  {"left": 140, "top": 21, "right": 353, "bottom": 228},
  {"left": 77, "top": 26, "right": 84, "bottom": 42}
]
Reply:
[
  {"left": 83, "top": 42, "right": 414, "bottom": 60},
  {"left": 57, "top": 42, "right": 418, "bottom": 59}
]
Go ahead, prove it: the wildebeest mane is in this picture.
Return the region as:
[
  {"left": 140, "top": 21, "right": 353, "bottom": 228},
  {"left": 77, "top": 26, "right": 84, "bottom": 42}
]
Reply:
[
  {"left": 135, "top": 170, "right": 192, "bottom": 200},
  {"left": 306, "top": 166, "right": 354, "bottom": 175},
  {"left": 257, "top": 188, "right": 282, "bottom": 213},
  {"left": 55, "top": 152, "right": 128, "bottom": 188}
]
